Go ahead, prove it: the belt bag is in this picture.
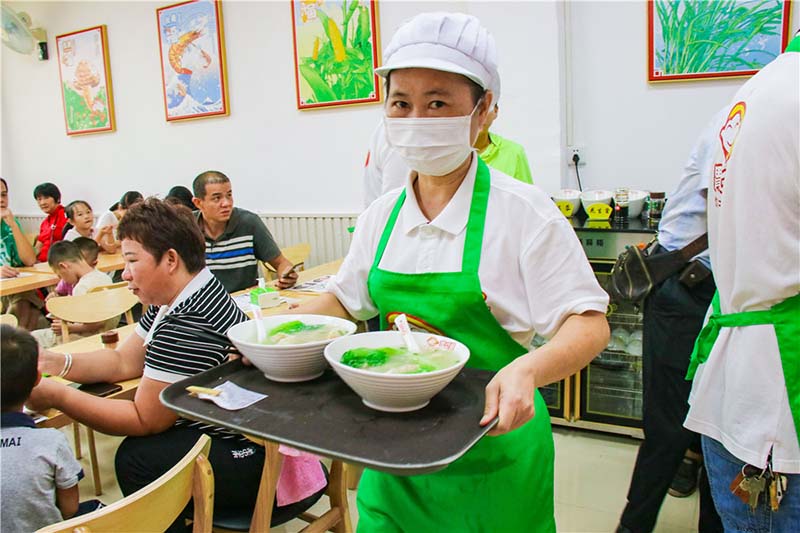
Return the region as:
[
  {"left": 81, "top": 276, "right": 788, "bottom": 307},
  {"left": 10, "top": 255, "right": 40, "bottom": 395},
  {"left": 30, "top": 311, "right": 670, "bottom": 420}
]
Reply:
[{"left": 609, "top": 233, "right": 708, "bottom": 304}]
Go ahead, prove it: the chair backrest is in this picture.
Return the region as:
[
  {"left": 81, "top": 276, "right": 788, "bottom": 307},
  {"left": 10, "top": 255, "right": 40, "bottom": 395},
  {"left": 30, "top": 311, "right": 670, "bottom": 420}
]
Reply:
[
  {"left": 0, "top": 314, "right": 18, "bottom": 327},
  {"left": 261, "top": 243, "right": 311, "bottom": 279},
  {"left": 87, "top": 281, "right": 128, "bottom": 293},
  {"left": 46, "top": 286, "right": 139, "bottom": 342},
  {"left": 36, "top": 434, "right": 214, "bottom": 533}
]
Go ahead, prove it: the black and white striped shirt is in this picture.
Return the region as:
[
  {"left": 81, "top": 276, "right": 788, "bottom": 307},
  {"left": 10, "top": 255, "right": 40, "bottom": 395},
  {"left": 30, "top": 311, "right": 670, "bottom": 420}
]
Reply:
[{"left": 136, "top": 268, "right": 248, "bottom": 438}]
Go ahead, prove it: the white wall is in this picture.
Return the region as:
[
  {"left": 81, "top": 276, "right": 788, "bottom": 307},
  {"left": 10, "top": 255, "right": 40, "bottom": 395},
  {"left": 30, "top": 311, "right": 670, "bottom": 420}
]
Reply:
[
  {"left": 567, "top": 1, "right": 799, "bottom": 193},
  {"left": 3, "top": 1, "right": 796, "bottom": 216},
  {"left": 1, "top": 0, "right": 562, "bottom": 215}
]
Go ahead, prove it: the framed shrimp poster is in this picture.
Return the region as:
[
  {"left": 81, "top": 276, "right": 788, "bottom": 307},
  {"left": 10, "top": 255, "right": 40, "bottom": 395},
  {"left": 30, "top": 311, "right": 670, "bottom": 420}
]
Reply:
[
  {"left": 55, "top": 25, "right": 116, "bottom": 135},
  {"left": 648, "top": 0, "right": 793, "bottom": 82},
  {"left": 291, "top": 0, "right": 381, "bottom": 110},
  {"left": 156, "top": 0, "right": 229, "bottom": 121}
]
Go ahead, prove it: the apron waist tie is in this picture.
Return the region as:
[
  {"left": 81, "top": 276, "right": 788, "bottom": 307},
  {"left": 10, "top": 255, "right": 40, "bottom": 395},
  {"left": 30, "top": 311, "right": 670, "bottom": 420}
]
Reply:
[{"left": 687, "top": 304, "right": 774, "bottom": 379}]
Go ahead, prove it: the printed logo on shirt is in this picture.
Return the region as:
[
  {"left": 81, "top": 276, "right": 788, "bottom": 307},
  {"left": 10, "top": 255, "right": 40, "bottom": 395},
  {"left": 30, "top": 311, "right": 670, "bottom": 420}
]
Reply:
[
  {"left": 231, "top": 446, "right": 256, "bottom": 459},
  {"left": 714, "top": 102, "right": 746, "bottom": 207},
  {"left": 1, "top": 436, "right": 22, "bottom": 447},
  {"left": 385, "top": 312, "right": 444, "bottom": 335}
]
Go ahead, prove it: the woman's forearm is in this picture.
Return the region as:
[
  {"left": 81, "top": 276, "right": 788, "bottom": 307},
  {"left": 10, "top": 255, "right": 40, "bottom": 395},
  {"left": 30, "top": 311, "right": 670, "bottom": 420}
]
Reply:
[
  {"left": 290, "top": 292, "right": 352, "bottom": 319},
  {"left": 47, "top": 383, "right": 176, "bottom": 436},
  {"left": 11, "top": 222, "right": 36, "bottom": 265},
  {"left": 524, "top": 311, "right": 609, "bottom": 387}
]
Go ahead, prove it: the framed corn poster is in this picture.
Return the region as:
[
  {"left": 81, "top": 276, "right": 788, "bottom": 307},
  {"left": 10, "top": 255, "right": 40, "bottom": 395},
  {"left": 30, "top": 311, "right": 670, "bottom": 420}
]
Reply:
[
  {"left": 156, "top": 0, "right": 229, "bottom": 121},
  {"left": 648, "top": 0, "right": 793, "bottom": 82},
  {"left": 291, "top": 0, "right": 381, "bottom": 110},
  {"left": 55, "top": 25, "right": 116, "bottom": 135}
]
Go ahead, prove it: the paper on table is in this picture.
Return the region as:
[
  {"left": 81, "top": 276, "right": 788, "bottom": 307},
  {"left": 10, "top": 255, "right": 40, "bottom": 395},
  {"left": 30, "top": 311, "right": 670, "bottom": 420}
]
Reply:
[
  {"left": 196, "top": 381, "right": 267, "bottom": 410},
  {"left": 0, "top": 272, "right": 33, "bottom": 280},
  {"left": 285, "top": 275, "right": 333, "bottom": 293}
]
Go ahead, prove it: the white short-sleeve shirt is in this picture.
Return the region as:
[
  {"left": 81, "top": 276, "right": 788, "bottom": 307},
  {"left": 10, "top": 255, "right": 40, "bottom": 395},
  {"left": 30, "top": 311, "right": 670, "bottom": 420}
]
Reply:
[
  {"left": 330, "top": 155, "right": 608, "bottom": 347},
  {"left": 684, "top": 51, "right": 800, "bottom": 473}
]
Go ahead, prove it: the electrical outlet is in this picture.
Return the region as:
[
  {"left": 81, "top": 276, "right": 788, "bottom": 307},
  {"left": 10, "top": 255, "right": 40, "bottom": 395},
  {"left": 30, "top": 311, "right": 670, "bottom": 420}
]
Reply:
[{"left": 568, "top": 145, "right": 586, "bottom": 166}]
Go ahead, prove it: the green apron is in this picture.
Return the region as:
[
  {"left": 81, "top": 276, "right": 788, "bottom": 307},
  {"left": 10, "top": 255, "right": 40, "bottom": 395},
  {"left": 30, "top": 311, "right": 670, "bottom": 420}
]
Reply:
[
  {"left": 687, "top": 291, "right": 800, "bottom": 443},
  {"left": 356, "top": 159, "right": 556, "bottom": 532}
]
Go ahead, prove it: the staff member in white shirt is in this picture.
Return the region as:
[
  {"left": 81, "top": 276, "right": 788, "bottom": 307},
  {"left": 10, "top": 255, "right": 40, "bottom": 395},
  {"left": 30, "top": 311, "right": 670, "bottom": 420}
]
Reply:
[
  {"left": 295, "top": 12, "right": 609, "bottom": 532},
  {"left": 685, "top": 34, "right": 800, "bottom": 530}
]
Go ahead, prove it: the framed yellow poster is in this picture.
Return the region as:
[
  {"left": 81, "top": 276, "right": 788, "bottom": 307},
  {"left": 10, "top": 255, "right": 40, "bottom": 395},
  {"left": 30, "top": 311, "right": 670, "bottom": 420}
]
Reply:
[
  {"left": 291, "top": 0, "right": 381, "bottom": 110},
  {"left": 55, "top": 25, "right": 116, "bottom": 135}
]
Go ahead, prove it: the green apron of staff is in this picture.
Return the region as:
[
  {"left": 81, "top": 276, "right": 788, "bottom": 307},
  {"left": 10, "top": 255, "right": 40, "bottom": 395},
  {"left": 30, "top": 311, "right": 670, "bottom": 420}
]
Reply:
[
  {"left": 687, "top": 292, "right": 800, "bottom": 443},
  {"left": 357, "top": 159, "right": 556, "bottom": 532}
]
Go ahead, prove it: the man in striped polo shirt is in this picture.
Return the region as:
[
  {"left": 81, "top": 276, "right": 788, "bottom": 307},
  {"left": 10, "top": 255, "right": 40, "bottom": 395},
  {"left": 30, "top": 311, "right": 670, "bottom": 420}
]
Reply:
[{"left": 192, "top": 171, "right": 298, "bottom": 293}]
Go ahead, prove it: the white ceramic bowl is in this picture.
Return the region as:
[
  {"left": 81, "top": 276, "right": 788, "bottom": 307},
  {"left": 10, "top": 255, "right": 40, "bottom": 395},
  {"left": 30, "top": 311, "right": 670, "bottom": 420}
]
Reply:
[
  {"left": 325, "top": 331, "right": 470, "bottom": 412},
  {"left": 227, "top": 314, "right": 357, "bottom": 382},
  {"left": 580, "top": 190, "right": 613, "bottom": 213},
  {"left": 552, "top": 189, "right": 581, "bottom": 216},
  {"left": 628, "top": 189, "right": 648, "bottom": 218}
]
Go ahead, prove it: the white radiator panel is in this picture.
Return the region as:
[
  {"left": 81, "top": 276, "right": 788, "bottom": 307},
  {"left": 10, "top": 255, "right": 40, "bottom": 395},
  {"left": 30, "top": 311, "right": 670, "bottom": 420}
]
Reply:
[
  {"left": 261, "top": 214, "right": 357, "bottom": 267},
  {"left": 14, "top": 213, "right": 357, "bottom": 268}
]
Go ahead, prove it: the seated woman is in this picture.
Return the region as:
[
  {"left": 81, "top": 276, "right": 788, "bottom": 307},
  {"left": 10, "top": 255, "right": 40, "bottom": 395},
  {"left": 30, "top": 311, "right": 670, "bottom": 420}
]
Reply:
[
  {"left": 1, "top": 178, "right": 42, "bottom": 330},
  {"left": 28, "top": 199, "right": 323, "bottom": 531}
]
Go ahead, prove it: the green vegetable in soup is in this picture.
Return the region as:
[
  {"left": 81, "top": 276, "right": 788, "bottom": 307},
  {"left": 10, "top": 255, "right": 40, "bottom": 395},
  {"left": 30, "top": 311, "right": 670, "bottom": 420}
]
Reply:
[
  {"left": 262, "top": 321, "right": 346, "bottom": 345},
  {"left": 268, "top": 320, "right": 325, "bottom": 337},
  {"left": 340, "top": 346, "right": 459, "bottom": 374},
  {"left": 341, "top": 347, "right": 403, "bottom": 368}
]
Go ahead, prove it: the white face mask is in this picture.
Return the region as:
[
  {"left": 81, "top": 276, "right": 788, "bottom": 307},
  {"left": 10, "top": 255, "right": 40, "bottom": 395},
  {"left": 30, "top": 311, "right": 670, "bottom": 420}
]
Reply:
[{"left": 384, "top": 101, "right": 482, "bottom": 177}]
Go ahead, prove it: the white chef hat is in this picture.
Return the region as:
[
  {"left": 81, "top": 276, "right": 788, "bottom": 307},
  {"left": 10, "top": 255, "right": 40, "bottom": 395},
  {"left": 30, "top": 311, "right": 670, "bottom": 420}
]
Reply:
[
  {"left": 375, "top": 12, "right": 498, "bottom": 92},
  {"left": 489, "top": 71, "right": 501, "bottom": 107}
]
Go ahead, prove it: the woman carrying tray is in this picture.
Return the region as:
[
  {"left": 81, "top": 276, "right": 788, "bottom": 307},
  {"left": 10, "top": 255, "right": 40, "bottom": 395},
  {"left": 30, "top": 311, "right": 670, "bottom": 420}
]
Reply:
[{"left": 296, "top": 12, "right": 610, "bottom": 532}]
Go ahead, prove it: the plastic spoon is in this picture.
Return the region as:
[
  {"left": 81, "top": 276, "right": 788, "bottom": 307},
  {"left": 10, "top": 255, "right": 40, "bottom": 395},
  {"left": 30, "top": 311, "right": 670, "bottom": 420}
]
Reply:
[
  {"left": 394, "top": 314, "right": 421, "bottom": 353},
  {"left": 251, "top": 304, "right": 266, "bottom": 343}
]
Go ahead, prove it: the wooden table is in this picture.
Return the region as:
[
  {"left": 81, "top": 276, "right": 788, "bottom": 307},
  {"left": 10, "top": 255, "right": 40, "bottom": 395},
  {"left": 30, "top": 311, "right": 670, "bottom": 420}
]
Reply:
[
  {"left": 22, "top": 252, "right": 125, "bottom": 275},
  {"left": 1, "top": 253, "right": 125, "bottom": 297},
  {"left": 36, "top": 323, "right": 140, "bottom": 429},
  {"left": 240, "top": 259, "right": 343, "bottom": 316},
  {"left": 0, "top": 271, "right": 59, "bottom": 297}
]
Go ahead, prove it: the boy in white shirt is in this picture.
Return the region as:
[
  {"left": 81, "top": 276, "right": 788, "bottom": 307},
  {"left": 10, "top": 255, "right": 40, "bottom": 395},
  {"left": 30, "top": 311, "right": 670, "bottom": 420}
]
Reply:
[{"left": 32, "top": 240, "right": 116, "bottom": 348}]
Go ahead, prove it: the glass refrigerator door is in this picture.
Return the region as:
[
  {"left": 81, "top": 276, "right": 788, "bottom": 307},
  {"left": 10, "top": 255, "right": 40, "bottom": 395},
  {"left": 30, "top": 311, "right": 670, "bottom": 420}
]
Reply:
[{"left": 578, "top": 270, "right": 644, "bottom": 428}]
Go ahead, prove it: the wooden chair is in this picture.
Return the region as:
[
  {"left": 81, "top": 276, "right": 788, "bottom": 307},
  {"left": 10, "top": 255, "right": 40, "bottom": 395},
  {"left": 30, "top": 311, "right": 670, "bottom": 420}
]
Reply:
[
  {"left": 212, "top": 439, "right": 352, "bottom": 533},
  {"left": 36, "top": 434, "right": 214, "bottom": 533},
  {"left": 46, "top": 286, "right": 139, "bottom": 495},
  {"left": 0, "top": 314, "right": 19, "bottom": 327},
  {"left": 46, "top": 286, "right": 138, "bottom": 343},
  {"left": 87, "top": 281, "right": 128, "bottom": 293},
  {"left": 261, "top": 243, "right": 311, "bottom": 281}
]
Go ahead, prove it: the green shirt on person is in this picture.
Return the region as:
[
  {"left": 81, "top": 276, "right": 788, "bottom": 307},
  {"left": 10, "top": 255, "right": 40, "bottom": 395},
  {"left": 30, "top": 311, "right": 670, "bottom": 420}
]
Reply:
[
  {"left": 479, "top": 132, "right": 534, "bottom": 185},
  {"left": 0, "top": 218, "right": 24, "bottom": 267}
]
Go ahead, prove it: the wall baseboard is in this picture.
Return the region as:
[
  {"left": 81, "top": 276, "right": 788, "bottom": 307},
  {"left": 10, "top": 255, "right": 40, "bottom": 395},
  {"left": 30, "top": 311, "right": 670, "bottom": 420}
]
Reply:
[{"left": 16, "top": 213, "right": 357, "bottom": 268}]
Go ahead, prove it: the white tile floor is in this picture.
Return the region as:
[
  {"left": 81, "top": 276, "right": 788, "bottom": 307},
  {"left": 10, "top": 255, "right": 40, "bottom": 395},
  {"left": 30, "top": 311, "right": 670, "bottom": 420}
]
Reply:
[{"left": 72, "top": 426, "right": 700, "bottom": 532}]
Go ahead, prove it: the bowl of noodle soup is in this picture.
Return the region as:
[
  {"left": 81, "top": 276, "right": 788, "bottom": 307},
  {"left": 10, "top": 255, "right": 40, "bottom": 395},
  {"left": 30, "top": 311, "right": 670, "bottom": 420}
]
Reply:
[
  {"left": 228, "top": 314, "right": 356, "bottom": 382},
  {"left": 325, "top": 331, "right": 469, "bottom": 412}
]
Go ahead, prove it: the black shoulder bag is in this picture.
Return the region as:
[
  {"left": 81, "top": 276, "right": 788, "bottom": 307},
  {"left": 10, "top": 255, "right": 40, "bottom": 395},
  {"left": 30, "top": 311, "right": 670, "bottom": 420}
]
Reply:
[{"left": 609, "top": 233, "right": 708, "bottom": 305}]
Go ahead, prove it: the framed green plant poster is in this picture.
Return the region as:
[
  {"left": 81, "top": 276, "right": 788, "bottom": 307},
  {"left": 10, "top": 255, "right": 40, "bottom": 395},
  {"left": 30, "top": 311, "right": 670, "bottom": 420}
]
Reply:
[
  {"left": 648, "top": 0, "right": 793, "bottom": 82},
  {"left": 290, "top": 0, "right": 381, "bottom": 109},
  {"left": 55, "top": 25, "right": 116, "bottom": 135}
]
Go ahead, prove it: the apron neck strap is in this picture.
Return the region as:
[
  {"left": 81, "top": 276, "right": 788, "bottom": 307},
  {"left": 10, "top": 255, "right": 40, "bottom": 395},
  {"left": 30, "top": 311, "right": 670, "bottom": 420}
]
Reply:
[
  {"left": 372, "top": 188, "right": 407, "bottom": 269},
  {"left": 371, "top": 157, "right": 492, "bottom": 274},
  {"left": 462, "top": 158, "right": 491, "bottom": 272}
]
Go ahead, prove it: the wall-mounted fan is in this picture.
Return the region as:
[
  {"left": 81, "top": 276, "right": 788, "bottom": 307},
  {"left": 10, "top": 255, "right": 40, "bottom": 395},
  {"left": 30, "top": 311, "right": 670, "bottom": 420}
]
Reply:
[{"left": 1, "top": 5, "right": 48, "bottom": 60}]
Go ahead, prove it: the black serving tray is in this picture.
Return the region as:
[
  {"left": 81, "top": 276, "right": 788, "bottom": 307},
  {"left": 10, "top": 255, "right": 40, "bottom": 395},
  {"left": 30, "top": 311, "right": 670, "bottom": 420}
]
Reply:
[{"left": 161, "top": 360, "right": 498, "bottom": 475}]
